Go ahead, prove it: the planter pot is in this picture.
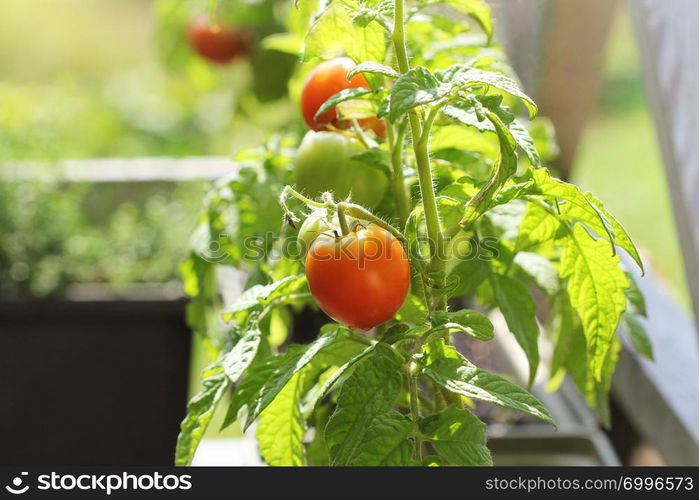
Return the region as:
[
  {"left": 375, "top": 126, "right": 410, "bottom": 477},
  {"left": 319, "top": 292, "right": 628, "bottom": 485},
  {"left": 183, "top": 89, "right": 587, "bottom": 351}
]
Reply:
[{"left": 0, "top": 286, "right": 191, "bottom": 465}]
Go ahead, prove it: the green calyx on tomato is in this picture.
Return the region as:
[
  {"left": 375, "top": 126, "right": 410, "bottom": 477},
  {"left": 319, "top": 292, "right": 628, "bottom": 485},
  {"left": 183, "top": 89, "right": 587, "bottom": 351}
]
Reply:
[
  {"left": 293, "top": 131, "right": 389, "bottom": 209},
  {"left": 300, "top": 57, "right": 386, "bottom": 137},
  {"left": 305, "top": 224, "right": 410, "bottom": 331},
  {"left": 297, "top": 211, "right": 359, "bottom": 257}
]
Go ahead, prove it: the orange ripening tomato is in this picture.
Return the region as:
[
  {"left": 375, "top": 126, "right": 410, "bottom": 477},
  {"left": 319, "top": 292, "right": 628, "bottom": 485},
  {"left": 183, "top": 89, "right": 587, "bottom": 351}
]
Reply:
[
  {"left": 187, "top": 16, "right": 252, "bottom": 65},
  {"left": 300, "top": 58, "right": 386, "bottom": 137},
  {"left": 305, "top": 225, "right": 410, "bottom": 330}
]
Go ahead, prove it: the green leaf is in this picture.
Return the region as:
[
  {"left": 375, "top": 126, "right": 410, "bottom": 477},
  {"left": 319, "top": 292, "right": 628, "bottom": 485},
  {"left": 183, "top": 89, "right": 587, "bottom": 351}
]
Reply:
[
  {"left": 560, "top": 224, "right": 629, "bottom": 379},
  {"left": 302, "top": 344, "right": 377, "bottom": 415},
  {"left": 388, "top": 66, "right": 442, "bottom": 122},
  {"left": 347, "top": 61, "right": 399, "bottom": 80},
  {"left": 447, "top": 257, "right": 489, "bottom": 298},
  {"left": 491, "top": 274, "right": 540, "bottom": 387},
  {"left": 350, "top": 148, "right": 393, "bottom": 178},
  {"left": 420, "top": 406, "right": 492, "bottom": 466},
  {"left": 422, "top": 347, "right": 556, "bottom": 426},
  {"left": 514, "top": 251, "right": 560, "bottom": 296},
  {"left": 625, "top": 271, "right": 647, "bottom": 316},
  {"left": 175, "top": 372, "right": 229, "bottom": 466},
  {"left": 261, "top": 32, "right": 303, "bottom": 55},
  {"left": 442, "top": 67, "right": 536, "bottom": 118},
  {"left": 243, "top": 325, "right": 345, "bottom": 429},
  {"left": 256, "top": 371, "right": 306, "bottom": 466},
  {"left": 221, "top": 354, "right": 284, "bottom": 430},
  {"left": 586, "top": 192, "right": 644, "bottom": 273},
  {"left": 396, "top": 293, "right": 428, "bottom": 324},
  {"left": 531, "top": 168, "right": 616, "bottom": 251},
  {"left": 432, "top": 0, "right": 493, "bottom": 40},
  {"left": 623, "top": 313, "right": 654, "bottom": 361},
  {"left": 314, "top": 87, "right": 376, "bottom": 119},
  {"left": 348, "top": 412, "right": 416, "bottom": 466},
  {"left": 460, "top": 111, "right": 517, "bottom": 227},
  {"left": 222, "top": 275, "right": 305, "bottom": 323},
  {"left": 515, "top": 201, "right": 561, "bottom": 251},
  {"left": 303, "top": 2, "right": 386, "bottom": 74},
  {"left": 430, "top": 309, "right": 494, "bottom": 341},
  {"left": 325, "top": 343, "right": 404, "bottom": 465},
  {"left": 549, "top": 292, "right": 619, "bottom": 426},
  {"left": 510, "top": 119, "right": 541, "bottom": 168},
  {"left": 218, "top": 324, "right": 262, "bottom": 383}
]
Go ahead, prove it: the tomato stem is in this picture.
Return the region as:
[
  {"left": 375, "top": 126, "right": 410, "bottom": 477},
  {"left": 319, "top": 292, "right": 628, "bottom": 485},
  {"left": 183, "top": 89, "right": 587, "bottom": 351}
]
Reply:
[
  {"left": 387, "top": 120, "right": 411, "bottom": 229},
  {"left": 392, "top": 0, "right": 447, "bottom": 310},
  {"left": 336, "top": 204, "right": 351, "bottom": 236}
]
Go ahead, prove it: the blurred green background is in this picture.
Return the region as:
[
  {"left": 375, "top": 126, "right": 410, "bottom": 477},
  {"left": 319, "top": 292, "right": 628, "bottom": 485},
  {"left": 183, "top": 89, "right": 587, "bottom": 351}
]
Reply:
[{"left": 0, "top": 0, "right": 690, "bottom": 439}]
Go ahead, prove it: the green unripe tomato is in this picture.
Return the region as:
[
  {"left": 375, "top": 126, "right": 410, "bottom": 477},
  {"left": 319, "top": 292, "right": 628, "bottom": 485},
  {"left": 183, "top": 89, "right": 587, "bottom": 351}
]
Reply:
[
  {"left": 296, "top": 212, "right": 359, "bottom": 257},
  {"left": 293, "top": 131, "right": 389, "bottom": 209}
]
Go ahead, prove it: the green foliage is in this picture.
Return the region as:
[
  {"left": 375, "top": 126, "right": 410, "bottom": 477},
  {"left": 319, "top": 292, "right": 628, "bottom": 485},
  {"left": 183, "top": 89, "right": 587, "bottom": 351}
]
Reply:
[{"left": 178, "top": 0, "right": 649, "bottom": 467}]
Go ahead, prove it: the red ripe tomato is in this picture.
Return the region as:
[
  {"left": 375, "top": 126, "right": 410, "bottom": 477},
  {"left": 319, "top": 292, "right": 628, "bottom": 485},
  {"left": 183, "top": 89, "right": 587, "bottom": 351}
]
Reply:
[
  {"left": 305, "top": 225, "right": 410, "bottom": 330},
  {"left": 187, "top": 16, "right": 251, "bottom": 65},
  {"left": 300, "top": 58, "right": 386, "bottom": 137}
]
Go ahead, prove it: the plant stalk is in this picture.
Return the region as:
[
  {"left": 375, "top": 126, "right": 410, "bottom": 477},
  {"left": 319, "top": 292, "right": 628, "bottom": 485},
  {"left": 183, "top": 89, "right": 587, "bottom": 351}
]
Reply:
[{"left": 392, "top": 0, "right": 447, "bottom": 310}]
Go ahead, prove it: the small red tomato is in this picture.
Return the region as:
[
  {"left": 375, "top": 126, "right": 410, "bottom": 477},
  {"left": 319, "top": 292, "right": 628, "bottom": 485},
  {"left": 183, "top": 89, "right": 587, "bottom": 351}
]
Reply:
[
  {"left": 300, "top": 58, "right": 386, "bottom": 137},
  {"left": 187, "top": 16, "right": 251, "bottom": 65},
  {"left": 305, "top": 225, "right": 410, "bottom": 330}
]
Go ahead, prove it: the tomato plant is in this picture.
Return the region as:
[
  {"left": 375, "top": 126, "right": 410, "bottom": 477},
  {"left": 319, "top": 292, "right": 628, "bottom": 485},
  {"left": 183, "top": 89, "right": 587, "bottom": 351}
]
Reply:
[{"left": 176, "top": 0, "right": 650, "bottom": 467}]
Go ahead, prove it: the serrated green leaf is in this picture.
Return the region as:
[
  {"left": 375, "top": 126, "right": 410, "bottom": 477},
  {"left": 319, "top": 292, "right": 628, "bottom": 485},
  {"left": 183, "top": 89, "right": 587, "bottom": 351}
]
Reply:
[
  {"left": 430, "top": 309, "right": 494, "bottom": 341},
  {"left": 447, "top": 256, "right": 489, "bottom": 298},
  {"left": 624, "top": 271, "right": 647, "bottom": 317},
  {"left": 420, "top": 406, "right": 492, "bottom": 466},
  {"left": 514, "top": 252, "right": 560, "bottom": 296},
  {"left": 586, "top": 193, "right": 644, "bottom": 273},
  {"left": 443, "top": 67, "right": 536, "bottom": 118},
  {"left": 460, "top": 111, "right": 517, "bottom": 227},
  {"left": 303, "top": 2, "right": 386, "bottom": 73},
  {"left": 314, "top": 87, "right": 376, "bottom": 119},
  {"left": 623, "top": 313, "right": 654, "bottom": 361},
  {"left": 256, "top": 371, "right": 306, "bottom": 466},
  {"left": 348, "top": 412, "right": 416, "bottom": 466},
  {"left": 221, "top": 354, "right": 284, "bottom": 430},
  {"left": 510, "top": 119, "right": 541, "bottom": 168},
  {"left": 325, "top": 343, "right": 404, "bottom": 465},
  {"left": 347, "top": 61, "right": 399, "bottom": 80},
  {"left": 432, "top": 0, "right": 492, "bottom": 40},
  {"left": 491, "top": 274, "right": 540, "bottom": 387},
  {"left": 243, "top": 325, "right": 345, "bottom": 429},
  {"left": 175, "top": 372, "right": 229, "bottom": 466},
  {"left": 515, "top": 201, "right": 561, "bottom": 251},
  {"left": 302, "top": 344, "right": 376, "bottom": 415},
  {"left": 388, "top": 66, "right": 442, "bottom": 122},
  {"left": 559, "top": 224, "right": 629, "bottom": 379},
  {"left": 531, "top": 168, "right": 616, "bottom": 251},
  {"left": 222, "top": 275, "right": 305, "bottom": 323},
  {"left": 549, "top": 292, "right": 618, "bottom": 426},
  {"left": 422, "top": 348, "right": 555, "bottom": 426},
  {"left": 218, "top": 324, "right": 262, "bottom": 383}
]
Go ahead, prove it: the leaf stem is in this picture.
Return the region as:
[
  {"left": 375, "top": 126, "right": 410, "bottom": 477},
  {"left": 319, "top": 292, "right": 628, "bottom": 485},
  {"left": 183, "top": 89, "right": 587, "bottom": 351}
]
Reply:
[
  {"left": 387, "top": 121, "right": 411, "bottom": 228},
  {"left": 408, "top": 365, "right": 423, "bottom": 461}
]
